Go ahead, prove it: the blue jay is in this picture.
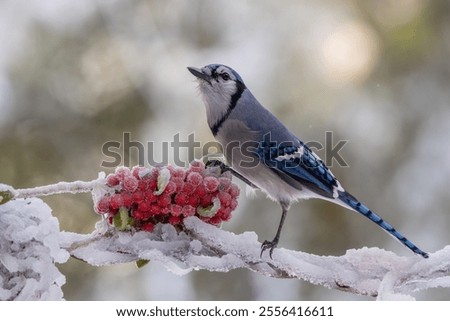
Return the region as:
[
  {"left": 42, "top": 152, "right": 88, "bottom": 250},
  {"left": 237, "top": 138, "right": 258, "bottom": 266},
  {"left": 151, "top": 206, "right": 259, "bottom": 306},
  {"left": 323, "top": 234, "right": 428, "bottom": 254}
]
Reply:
[{"left": 188, "top": 64, "right": 428, "bottom": 259}]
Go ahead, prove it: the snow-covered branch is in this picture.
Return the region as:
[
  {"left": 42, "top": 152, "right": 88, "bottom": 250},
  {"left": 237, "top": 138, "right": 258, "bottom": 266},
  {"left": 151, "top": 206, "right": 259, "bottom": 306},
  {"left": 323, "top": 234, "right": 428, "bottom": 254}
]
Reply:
[
  {"left": 62, "top": 216, "right": 450, "bottom": 300},
  {"left": 1, "top": 166, "right": 449, "bottom": 301},
  {"left": 0, "top": 198, "right": 69, "bottom": 300},
  {"left": 15, "top": 179, "right": 100, "bottom": 199}
]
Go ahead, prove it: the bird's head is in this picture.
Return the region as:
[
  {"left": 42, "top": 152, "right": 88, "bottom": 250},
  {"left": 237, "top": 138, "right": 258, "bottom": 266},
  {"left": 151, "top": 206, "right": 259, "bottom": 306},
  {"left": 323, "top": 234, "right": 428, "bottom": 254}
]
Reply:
[{"left": 188, "top": 64, "right": 247, "bottom": 128}]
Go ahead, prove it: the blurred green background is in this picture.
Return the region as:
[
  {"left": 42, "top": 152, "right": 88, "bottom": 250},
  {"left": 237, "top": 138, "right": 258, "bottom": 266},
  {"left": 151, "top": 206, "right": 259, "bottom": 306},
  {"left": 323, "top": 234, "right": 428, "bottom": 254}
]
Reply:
[{"left": 1, "top": 0, "right": 449, "bottom": 300}]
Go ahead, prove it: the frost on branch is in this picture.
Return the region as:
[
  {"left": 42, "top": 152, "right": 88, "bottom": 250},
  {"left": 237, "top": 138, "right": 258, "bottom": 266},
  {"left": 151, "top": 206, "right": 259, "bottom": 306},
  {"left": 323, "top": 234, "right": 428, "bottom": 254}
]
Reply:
[
  {"left": 0, "top": 197, "right": 69, "bottom": 300},
  {"left": 3, "top": 164, "right": 450, "bottom": 300},
  {"left": 63, "top": 216, "right": 450, "bottom": 300}
]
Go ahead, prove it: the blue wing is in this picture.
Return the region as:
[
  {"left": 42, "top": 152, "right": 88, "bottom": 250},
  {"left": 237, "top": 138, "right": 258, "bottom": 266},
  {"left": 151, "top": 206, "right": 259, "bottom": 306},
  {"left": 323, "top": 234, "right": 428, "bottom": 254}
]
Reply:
[
  {"left": 256, "top": 139, "right": 339, "bottom": 199},
  {"left": 255, "top": 137, "right": 429, "bottom": 258}
]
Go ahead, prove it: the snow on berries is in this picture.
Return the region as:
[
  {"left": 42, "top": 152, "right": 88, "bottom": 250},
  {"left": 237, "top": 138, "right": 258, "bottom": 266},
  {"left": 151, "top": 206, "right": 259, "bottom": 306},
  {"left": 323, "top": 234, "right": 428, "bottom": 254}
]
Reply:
[{"left": 95, "top": 162, "right": 240, "bottom": 231}]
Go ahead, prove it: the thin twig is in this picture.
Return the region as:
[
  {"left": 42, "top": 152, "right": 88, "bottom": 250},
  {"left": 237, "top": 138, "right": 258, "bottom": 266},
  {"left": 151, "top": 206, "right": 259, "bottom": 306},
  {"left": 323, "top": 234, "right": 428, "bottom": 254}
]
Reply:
[{"left": 15, "top": 179, "right": 100, "bottom": 198}]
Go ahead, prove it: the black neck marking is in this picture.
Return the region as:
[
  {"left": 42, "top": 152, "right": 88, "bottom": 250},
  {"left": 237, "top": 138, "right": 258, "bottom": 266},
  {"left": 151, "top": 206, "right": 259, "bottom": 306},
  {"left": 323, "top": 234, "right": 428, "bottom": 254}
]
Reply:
[{"left": 211, "top": 81, "right": 246, "bottom": 136}]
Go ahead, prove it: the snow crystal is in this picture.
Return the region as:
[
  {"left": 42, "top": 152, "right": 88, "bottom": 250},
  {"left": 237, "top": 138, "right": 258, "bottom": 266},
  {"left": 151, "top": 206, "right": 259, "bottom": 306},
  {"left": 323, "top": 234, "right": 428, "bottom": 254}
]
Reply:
[
  {"left": 189, "top": 239, "right": 202, "bottom": 253},
  {"left": 159, "top": 222, "right": 179, "bottom": 241},
  {"left": 0, "top": 197, "right": 69, "bottom": 300},
  {"left": 90, "top": 172, "right": 112, "bottom": 211}
]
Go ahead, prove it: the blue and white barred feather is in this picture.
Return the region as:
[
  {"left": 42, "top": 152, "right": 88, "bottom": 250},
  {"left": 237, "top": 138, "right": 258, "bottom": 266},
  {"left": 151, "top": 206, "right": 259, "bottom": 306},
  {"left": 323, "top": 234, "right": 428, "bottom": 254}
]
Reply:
[{"left": 256, "top": 138, "right": 429, "bottom": 258}]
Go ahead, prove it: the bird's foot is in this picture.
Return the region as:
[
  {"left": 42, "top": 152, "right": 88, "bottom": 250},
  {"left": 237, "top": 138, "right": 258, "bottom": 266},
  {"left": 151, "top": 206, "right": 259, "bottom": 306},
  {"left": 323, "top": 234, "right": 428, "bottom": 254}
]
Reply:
[
  {"left": 260, "top": 239, "right": 279, "bottom": 259},
  {"left": 205, "top": 159, "right": 260, "bottom": 189}
]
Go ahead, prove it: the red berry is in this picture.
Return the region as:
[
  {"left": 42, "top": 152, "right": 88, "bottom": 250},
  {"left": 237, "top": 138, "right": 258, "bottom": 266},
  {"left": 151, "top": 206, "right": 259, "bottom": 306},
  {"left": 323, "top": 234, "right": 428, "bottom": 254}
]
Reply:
[
  {"left": 170, "top": 204, "right": 183, "bottom": 216},
  {"left": 144, "top": 191, "right": 157, "bottom": 203},
  {"left": 137, "top": 179, "right": 148, "bottom": 191},
  {"left": 149, "top": 204, "right": 162, "bottom": 215},
  {"left": 171, "top": 177, "right": 184, "bottom": 192},
  {"left": 189, "top": 161, "right": 205, "bottom": 173},
  {"left": 187, "top": 194, "right": 200, "bottom": 207},
  {"left": 110, "top": 194, "right": 123, "bottom": 209},
  {"left": 138, "top": 202, "right": 151, "bottom": 213},
  {"left": 96, "top": 196, "right": 110, "bottom": 214},
  {"left": 132, "top": 209, "right": 147, "bottom": 220},
  {"left": 229, "top": 184, "right": 240, "bottom": 198},
  {"left": 158, "top": 195, "right": 171, "bottom": 208},
  {"left": 150, "top": 167, "right": 160, "bottom": 178},
  {"left": 200, "top": 194, "right": 213, "bottom": 207},
  {"left": 218, "top": 177, "right": 231, "bottom": 192},
  {"left": 106, "top": 174, "right": 120, "bottom": 187},
  {"left": 230, "top": 199, "right": 238, "bottom": 210},
  {"left": 203, "top": 176, "right": 219, "bottom": 193},
  {"left": 166, "top": 164, "right": 175, "bottom": 174},
  {"left": 218, "top": 191, "right": 232, "bottom": 207},
  {"left": 123, "top": 176, "right": 139, "bottom": 193},
  {"left": 209, "top": 216, "right": 222, "bottom": 226},
  {"left": 163, "top": 181, "right": 177, "bottom": 195},
  {"left": 148, "top": 178, "right": 157, "bottom": 191},
  {"left": 169, "top": 216, "right": 182, "bottom": 225},
  {"left": 132, "top": 190, "right": 145, "bottom": 203},
  {"left": 187, "top": 172, "right": 202, "bottom": 187},
  {"left": 115, "top": 167, "right": 131, "bottom": 181},
  {"left": 194, "top": 184, "right": 207, "bottom": 198},
  {"left": 182, "top": 205, "right": 196, "bottom": 217},
  {"left": 182, "top": 182, "right": 196, "bottom": 195},
  {"left": 141, "top": 222, "right": 155, "bottom": 232},
  {"left": 220, "top": 207, "right": 232, "bottom": 221},
  {"left": 108, "top": 207, "right": 119, "bottom": 216},
  {"left": 141, "top": 168, "right": 158, "bottom": 190},
  {"left": 121, "top": 192, "right": 133, "bottom": 207},
  {"left": 171, "top": 167, "right": 186, "bottom": 179},
  {"left": 175, "top": 193, "right": 188, "bottom": 205},
  {"left": 131, "top": 166, "right": 140, "bottom": 178}
]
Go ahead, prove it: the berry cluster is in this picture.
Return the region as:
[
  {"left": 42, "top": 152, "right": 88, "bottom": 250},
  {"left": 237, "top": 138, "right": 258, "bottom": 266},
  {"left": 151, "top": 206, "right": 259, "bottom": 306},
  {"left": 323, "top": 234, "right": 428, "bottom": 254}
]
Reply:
[{"left": 95, "top": 161, "right": 240, "bottom": 232}]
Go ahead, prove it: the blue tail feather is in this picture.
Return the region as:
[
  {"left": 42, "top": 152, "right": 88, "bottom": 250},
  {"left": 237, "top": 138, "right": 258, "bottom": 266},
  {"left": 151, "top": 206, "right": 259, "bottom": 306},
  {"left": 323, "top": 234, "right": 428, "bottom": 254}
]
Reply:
[{"left": 338, "top": 191, "right": 429, "bottom": 258}]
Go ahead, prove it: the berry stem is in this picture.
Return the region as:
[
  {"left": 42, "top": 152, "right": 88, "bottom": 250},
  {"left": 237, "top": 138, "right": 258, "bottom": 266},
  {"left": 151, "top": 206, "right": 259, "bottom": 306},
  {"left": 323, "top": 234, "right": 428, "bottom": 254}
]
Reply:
[{"left": 15, "top": 179, "right": 100, "bottom": 199}]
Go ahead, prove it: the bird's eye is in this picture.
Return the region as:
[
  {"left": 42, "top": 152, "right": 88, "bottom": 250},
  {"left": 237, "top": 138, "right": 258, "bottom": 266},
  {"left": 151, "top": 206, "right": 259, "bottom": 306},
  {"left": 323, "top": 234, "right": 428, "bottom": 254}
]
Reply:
[{"left": 221, "top": 73, "right": 230, "bottom": 81}]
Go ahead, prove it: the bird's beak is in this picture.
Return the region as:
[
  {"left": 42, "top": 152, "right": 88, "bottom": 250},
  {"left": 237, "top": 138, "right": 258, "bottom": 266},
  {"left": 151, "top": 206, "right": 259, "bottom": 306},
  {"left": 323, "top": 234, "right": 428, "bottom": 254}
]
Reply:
[{"left": 187, "top": 66, "right": 211, "bottom": 82}]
